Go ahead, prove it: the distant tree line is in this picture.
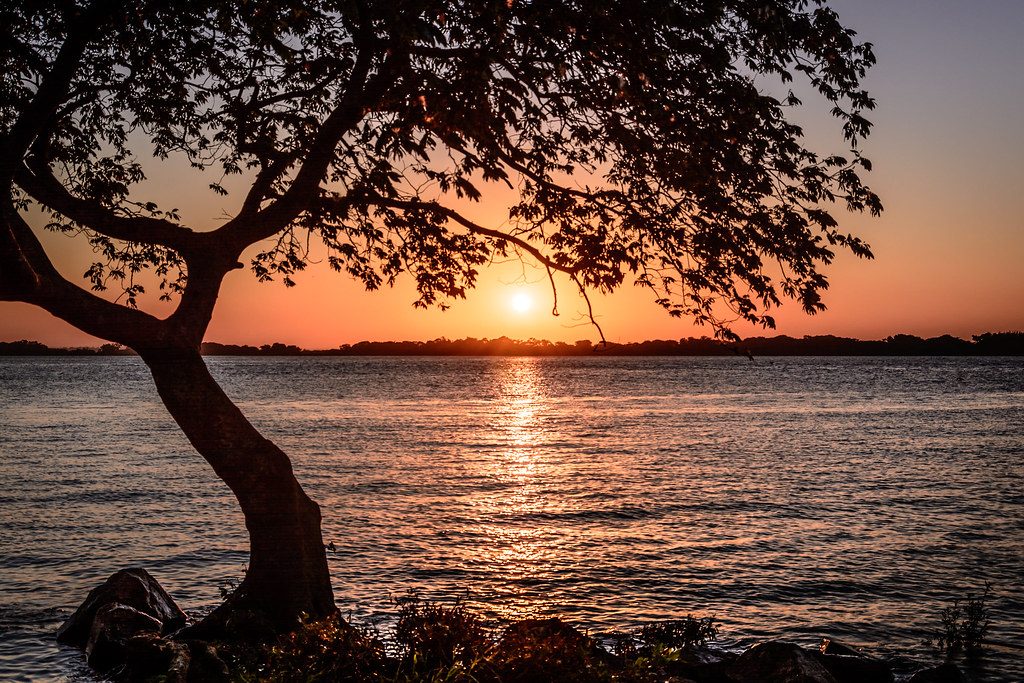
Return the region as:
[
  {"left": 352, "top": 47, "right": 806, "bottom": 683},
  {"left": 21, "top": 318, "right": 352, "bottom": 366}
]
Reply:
[
  {"left": 2, "top": 332, "right": 1022, "bottom": 357},
  {"left": 0, "top": 340, "right": 135, "bottom": 356}
]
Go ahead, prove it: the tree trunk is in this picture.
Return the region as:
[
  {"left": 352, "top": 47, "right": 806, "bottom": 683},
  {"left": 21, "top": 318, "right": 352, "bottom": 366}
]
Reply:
[{"left": 140, "top": 347, "right": 335, "bottom": 640}]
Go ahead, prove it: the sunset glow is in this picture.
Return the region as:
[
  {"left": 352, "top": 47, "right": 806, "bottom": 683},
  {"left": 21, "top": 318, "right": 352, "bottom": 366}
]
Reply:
[
  {"left": 1, "top": 0, "right": 1022, "bottom": 349},
  {"left": 509, "top": 291, "right": 534, "bottom": 315}
]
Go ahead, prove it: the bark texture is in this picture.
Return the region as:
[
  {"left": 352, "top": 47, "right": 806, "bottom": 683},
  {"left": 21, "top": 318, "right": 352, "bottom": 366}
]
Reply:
[{"left": 142, "top": 347, "right": 335, "bottom": 638}]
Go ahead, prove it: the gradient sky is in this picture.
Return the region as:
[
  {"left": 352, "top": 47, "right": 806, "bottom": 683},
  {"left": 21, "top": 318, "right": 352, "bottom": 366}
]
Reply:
[{"left": 3, "top": 0, "right": 1023, "bottom": 347}]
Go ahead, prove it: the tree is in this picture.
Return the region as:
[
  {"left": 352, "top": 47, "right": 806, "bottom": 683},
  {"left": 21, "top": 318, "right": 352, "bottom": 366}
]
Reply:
[{"left": 0, "top": 0, "right": 880, "bottom": 638}]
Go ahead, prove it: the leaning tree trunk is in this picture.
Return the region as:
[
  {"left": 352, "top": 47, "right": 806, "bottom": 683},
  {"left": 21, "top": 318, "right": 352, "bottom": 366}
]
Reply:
[{"left": 139, "top": 346, "right": 335, "bottom": 640}]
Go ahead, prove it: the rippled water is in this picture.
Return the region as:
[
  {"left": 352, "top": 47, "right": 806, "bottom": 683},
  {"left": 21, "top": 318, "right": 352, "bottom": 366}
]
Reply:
[{"left": 0, "top": 356, "right": 1022, "bottom": 681}]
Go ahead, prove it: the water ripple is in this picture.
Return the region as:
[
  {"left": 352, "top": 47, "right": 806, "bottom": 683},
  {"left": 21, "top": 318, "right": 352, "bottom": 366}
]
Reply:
[{"left": 0, "top": 356, "right": 1021, "bottom": 681}]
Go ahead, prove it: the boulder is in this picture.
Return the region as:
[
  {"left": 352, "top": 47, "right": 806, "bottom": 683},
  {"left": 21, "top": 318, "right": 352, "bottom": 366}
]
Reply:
[
  {"left": 121, "top": 633, "right": 191, "bottom": 682},
  {"left": 182, "top": 640, "right": 231, "bottom": 682},
  {"left": 85, "top": 603, "right": 163, "bottom": 670},
  {"left": 118, "top": 632, "right": 229, "bottom": 682},
  {"left": 818, "top": 637, "right": 863, "bottom": 658},
  {"left": 812, "top": 636, "right": 892, "bottom": 682},
  {"left": 907, "top": 662, "right": 969, "bottom": 683},
  {"left": 728, "top": 641, "right": 839, "bottom": 683},
  {"left": 57, "top": 568, "right": 186, "bottom": 647},
  {"left": 679, "top": 646, "right": 736, "bottom": 666},
  {"left": 669, "top": 647, "right": 738, "bottom": 683},
  {"left": 814, "top": 653, "right": 894, "bottom": 683}
]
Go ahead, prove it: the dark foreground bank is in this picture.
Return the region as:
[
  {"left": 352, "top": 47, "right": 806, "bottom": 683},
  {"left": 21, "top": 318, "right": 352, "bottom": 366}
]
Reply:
[{"left": 60, "top": 569, "right": 983, "bottom": 683}]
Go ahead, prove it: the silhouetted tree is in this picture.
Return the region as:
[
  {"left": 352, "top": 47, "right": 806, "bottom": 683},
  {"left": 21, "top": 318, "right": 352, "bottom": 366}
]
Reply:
[{"left": 0, "top": 0, "right": 880, "bottom": 637}]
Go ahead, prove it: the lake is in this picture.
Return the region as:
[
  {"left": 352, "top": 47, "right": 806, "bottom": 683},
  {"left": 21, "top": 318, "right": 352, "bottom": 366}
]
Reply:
[{"left": 0, "top": 356, "right": 1021, "bottom": 681}]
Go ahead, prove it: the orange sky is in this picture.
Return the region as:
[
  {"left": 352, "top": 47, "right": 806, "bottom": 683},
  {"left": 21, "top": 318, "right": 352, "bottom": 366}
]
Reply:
[{"left": 3, "top": 0, "right": 1023, "bottom": 348}]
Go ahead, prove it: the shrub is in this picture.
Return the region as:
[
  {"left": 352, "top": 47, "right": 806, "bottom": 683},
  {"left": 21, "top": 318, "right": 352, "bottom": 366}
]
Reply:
[
  {"left": 228, "top": 603, "right": 723, "bottom": 682},
  {"left": 608, "top": 616, "right": 721, "bottom": 682},
  {"left": 392, "top": 596, "right": 494, "bottom": 682},
  {"left": 638, "top": 616, "right": 719, "bottom": 651},
  {"left": 493, "top": 618, "right": 612, "bottom": 683},
  {"left": 233, "top": 612, "right": 387, "bottom": 682},
  {"left": 934, "top": 583, "right": 992, "bottom": 654}
]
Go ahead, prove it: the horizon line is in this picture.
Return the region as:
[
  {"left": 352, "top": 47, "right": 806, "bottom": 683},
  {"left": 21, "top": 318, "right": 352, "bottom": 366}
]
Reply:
[{"left": 2, "top": 331, "right": 1021, "bottom": 357}]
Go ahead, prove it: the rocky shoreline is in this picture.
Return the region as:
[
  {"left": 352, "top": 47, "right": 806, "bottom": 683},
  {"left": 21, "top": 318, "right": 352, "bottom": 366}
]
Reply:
[{"left": 59, "top": 569, "right": 974, "bottom": 682}]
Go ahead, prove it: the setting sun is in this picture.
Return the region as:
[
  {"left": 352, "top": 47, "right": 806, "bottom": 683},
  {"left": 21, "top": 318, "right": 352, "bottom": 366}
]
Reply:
[{"left": 510, "top": 291, "right": 533, "bottom": 314}]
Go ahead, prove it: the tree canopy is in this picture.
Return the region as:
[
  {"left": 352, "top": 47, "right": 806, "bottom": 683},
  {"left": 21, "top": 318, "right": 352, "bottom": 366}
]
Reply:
[
  {"left": 1, "top": 0, "right": 884, "bottom": 645},
  {"left": 1, "top": 0, "right": 881, "bottom": 344}
]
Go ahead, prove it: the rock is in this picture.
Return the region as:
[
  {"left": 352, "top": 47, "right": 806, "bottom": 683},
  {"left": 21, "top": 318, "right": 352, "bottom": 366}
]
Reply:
[
  {"left": 814, "top": 653, "right": 894, "bottom": 683},
  {"left": 818, "top": 637, "right": 863, "bottom": 658},
  {"left": 85, "top": 603, "right": 163, "bottom": 670},
  {"left": 182, "top": 640, "right": 231, "bottom": 682},
  {"left": 670, "top": 647, "right": 738, "bottom": 683},
  {"left": 57, "top": 568, "right": 186, "bottom": 647},
  {"left": 907, "top": 662, "right": 969, "bottom": 683},
  {"left": 681, "top": 646, "right": 736, "bottom": 666},
  {"left": 728, "top": 641, "right": 839, "bottom": 683},
  {"left": 121, "top": 633, "right": 191, "bottom": 682},
  {"left": 119, "top": 633, "right": 229, "bottom": 682},
  {"left": 811, "top": 637, "right": 893, "bottom": 682}
]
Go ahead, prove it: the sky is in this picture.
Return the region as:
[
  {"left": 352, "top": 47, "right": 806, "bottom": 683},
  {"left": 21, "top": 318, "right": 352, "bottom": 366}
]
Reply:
[{"left": 2, "top": 0, "right": 1023, "bottom": 348}]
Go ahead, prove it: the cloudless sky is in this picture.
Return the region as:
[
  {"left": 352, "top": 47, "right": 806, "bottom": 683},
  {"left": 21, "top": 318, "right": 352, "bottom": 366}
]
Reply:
[{"left": 2, "top": 0, "right": 1022, "bottom": 347}]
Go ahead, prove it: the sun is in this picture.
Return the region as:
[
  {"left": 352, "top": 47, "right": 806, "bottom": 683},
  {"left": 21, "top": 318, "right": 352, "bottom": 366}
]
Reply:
[{"left": 510, "top": 291, "right": 533, "bottom": 314}]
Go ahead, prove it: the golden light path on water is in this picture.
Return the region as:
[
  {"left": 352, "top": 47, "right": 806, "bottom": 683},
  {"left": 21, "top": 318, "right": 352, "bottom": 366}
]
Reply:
[{"left": 472, "top": 359, "right": 560, "bottom": 622}]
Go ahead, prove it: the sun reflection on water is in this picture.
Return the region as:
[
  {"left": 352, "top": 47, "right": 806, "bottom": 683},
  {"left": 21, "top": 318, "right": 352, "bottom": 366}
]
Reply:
[
  {"left": 469, "top": 358, "right": 569, "bottom": 621},
  {"left": 494, "top": 358, "right": 545, "bottom": 480}
]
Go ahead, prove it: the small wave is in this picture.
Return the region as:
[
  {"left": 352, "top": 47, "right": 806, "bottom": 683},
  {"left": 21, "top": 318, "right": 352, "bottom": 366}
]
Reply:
[{"left": 500, "top": 505, "right": 661, "bottom": 524}]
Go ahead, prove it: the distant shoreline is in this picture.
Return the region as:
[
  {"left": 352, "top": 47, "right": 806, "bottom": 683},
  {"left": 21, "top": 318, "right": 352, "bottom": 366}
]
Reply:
[{"left": 2, "top": 332, "right": 1021, "bottom": 357}]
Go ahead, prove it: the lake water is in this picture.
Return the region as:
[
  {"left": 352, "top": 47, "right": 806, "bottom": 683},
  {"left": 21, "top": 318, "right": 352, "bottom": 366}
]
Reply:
[{"left": 0, "top": 356, "right": 1022, "bottom": 681}]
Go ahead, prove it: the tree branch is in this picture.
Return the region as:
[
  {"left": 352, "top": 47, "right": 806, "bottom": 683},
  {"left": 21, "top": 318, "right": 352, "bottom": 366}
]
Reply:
[
  {"left": 237, "top": 154, "right": 294, "bottom": 218},
  {"left": 352, "top": 195, "right": 581, "bottom": 276},
  {"left": 217, "top": 19, "right": 386, "bottom": 251},
  {"left": 165, "top": 252, "right": 241, "bottom": 347},
  {"left": 0, "top": 1, "right": 115, "bottom": 184},
  {"left": 351, "top": 195, "right": 613, "bottom": 341},
  {"left": 571, "top": 273, "right": 607, "bottom": 344},
  {"left": 0, "top": 200, "right": 167, "bottom": 348},
  {"left": 16, "top": 160, "right": 200, "bottom": 255}
]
